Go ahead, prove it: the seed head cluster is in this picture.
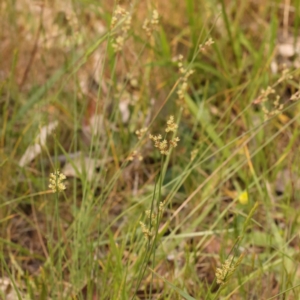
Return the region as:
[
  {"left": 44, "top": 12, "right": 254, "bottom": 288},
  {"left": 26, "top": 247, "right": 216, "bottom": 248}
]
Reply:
[
  {"left": 199, "top": 38, "right": 214, "bottom": 52},
  {"left": 142, "top": 9, "right": 159, "bottom": 37},
  {"left": 252, "top": 67, "right": 297, "bottom": 120},
  {"left": 139, "top": 221, "right": 152, "bottom": 239},
  {"left": 165, "top": 115, "right": 178, "bottom": 132},
  {"left": 127, "top": 150, "right": 143, "bottom": 161},
  {"left": 149, "top": 116, "right": 180, "bottom": 155},
  {"left": 145, "top": 209, "right": 157, "bottom": 225},
  {"left": 135, "top": 127, "right": 148, "bottom": 139},
  {"left": 111, "top": 5, "right": 132, "bottom": 52},
  {"left": 140, "top": 201, "right": 165, "bottom": 240},
  {"left": 254, "top": 86, "right": 284, "bottom": 120},
  {"left": 174, "top": 39, "right": 213, "bottom": 114},
  {"left": 291, "top": 90, "right": 300, "bottom": 101},
  {"left": 158, "top": 200, "right": 165, "bottom": 213},
  {"left": 215, "top": 257, "right": 235, "bottom": 285},
  {"left": 215, "top": 254, "right": 243, "bottom": 285},
  {"left": 262, "top": 95, "right": 284, "bottom": 120},
  {"left": 276, "top": 67, "right": 293, "bottom": 84},
  {"left": 176, "top": 55, "right": 194, "bottom": 110},
  {"left": 49, "top": 170, "right": 66, "bottom": 193}
]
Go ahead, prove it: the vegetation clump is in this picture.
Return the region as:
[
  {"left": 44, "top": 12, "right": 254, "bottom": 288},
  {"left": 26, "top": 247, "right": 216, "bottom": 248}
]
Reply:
[{"left": 1, "top": 1, "right": 300, "bottom": 299}]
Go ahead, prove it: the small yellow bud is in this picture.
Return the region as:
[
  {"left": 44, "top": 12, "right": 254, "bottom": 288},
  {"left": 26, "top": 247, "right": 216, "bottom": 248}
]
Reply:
[{"left": 238, "top": 191, "right": 248, "bottom": 205}]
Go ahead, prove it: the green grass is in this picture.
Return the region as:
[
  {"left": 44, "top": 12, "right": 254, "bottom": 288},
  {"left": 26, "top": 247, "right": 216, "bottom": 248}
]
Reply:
[{"left": 1, "top": 0, "right": 300, "bottom": 299}]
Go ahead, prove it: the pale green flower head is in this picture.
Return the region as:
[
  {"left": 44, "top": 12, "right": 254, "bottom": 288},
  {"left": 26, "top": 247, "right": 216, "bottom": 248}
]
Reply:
[{"left": 49, "top": 170, "right": 66, "bottom": 193}]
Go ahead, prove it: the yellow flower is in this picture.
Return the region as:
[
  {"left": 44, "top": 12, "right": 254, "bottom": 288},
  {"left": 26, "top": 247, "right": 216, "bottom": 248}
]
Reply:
[
  {"left": 238, "top": 191, "right": 248, "bottom": 205},
  {"left": 165, "top": 116, "right": 178, "bottom": 133}
]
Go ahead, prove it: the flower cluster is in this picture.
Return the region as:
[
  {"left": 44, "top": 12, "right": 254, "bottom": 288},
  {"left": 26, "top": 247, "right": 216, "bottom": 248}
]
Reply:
[
  {"left": 252, "top": 66, "right": 296, "bottom": 120},
  {"left": 291, "top": 90, "right": 300, "bottom": 101},
  {"left": 145, "top": 209, "right": 157, "bottom": 225},
  {"left": 158, "top": 200, "right": 165, "bottom": 213},
  {"left": 215, "top": 254, "right": 243, "bottom": 285},
  {"left": 139, "top": 221, "right": 152, "bottom": 239},
  {"left": 149, "top": 134, "right": 168, "bottom": 155},
  {"left": 135, "top": 127, "right": 148, "bottom": 139},
  {"left": 253, "top": 86, "right": 275, "bottom": 105},
  {"left": 140, "top": 201, "right": 165, "bottom": 240},
  {"left": 261, "top": 95, "right": 284, "bottom": 120},
  {"left": 112, "top": 36, "right": 125, "bottom": 53},
  {"left": 165, "top": 115, "right": 178, "bottom": 132},
  {"left": 111, "top": 5, "right": 132, "bottom": 52},
  {"left": 49, "top": 170, "right": 66, "bottom": 193},
  {"left": 169, "top": 137, "right": 180, "bottom": 148},
  {"left": 276, "top": 67, "right": 293, "bottom": 84},
  {"left": 176, "top": 55, "right": 194, "bottom": 103},
  {"left": 149, "top": 134, "right": 180, "bottom": 155},
  {"left": 111, "top": 5, "right": 131, "bottom": 31},
  {"left": 149, "top": 116, "right": 180, "bottom": 155},
  {"left": 215, "top": 257, "right": 235, "bottom": 285},
  {"left": 127, "top": 150, "right": 143, "bottom": 161},
  {"left": 253, "top": 86, "right": 285, "bottom": 120},
  {"left": 142, "top": 9, "right": 159, "bottom": 37},
  {"left": 199, "top": 38, "right": 214, "bottom": 52},
  {"left": 126, "top": 73, "right": 139, "bottom": 88}
]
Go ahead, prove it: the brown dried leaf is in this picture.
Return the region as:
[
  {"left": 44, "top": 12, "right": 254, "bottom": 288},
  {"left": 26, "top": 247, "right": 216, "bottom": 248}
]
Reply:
[
  {"left": 19, "top": 121, "right": 58, "bottom": 167},
  {"left": 62, "top": 155, "right": 103, "bottom": 182}
]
